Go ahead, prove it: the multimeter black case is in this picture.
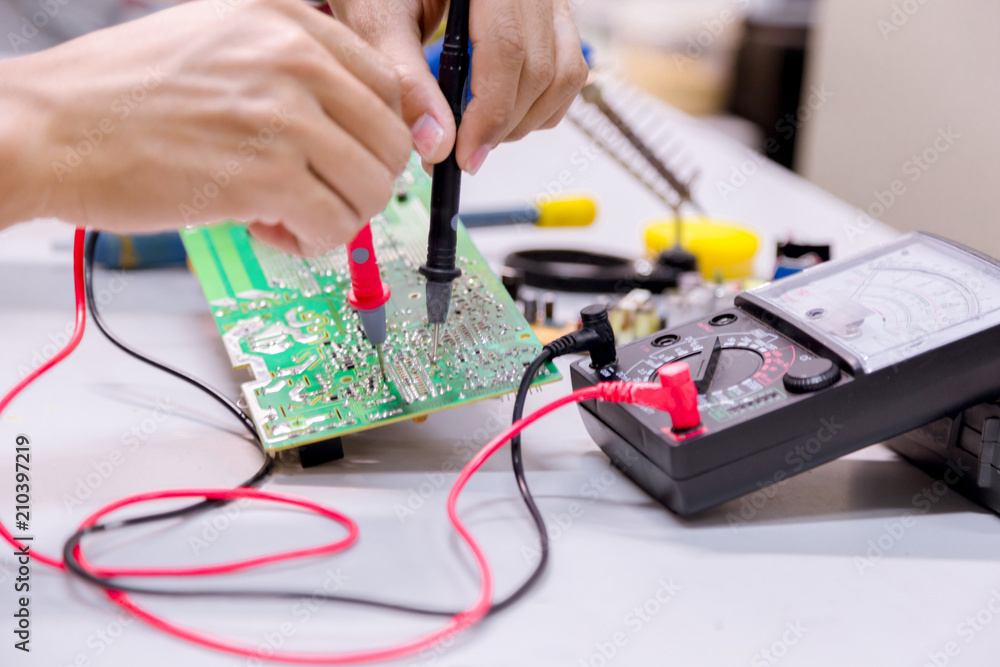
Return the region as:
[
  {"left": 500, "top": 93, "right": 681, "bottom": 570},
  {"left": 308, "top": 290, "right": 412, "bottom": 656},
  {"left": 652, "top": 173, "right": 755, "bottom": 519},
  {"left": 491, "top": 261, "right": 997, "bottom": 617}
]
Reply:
[
  {"left": 571, "top": 233, "right": 1000, "bottom": 515},
  {"left": 886, "top": 399, "right": 1000, "bottom": 515}
]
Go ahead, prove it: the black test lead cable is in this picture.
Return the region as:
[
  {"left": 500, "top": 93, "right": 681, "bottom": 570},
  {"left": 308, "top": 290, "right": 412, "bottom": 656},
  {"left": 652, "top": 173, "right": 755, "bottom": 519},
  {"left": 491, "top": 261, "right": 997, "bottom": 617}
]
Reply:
[
  {"left": 494, "top": 348, "right": 555, "bottom": 611},
  {"left": 65, "top": 230, "right": 554, "bottom": 616},
  {"left": 500, "top": 305, "right": 619, "bottom": 611},
  {"left": 65, "top": 348, "right": 555, "bottom": 613},
  {"left": 81, "top": 230, "right": 273, "bottom": 496},
  {"left": 419, "top": 0, "right": 470, "bottom": 359},
  {"left": 63, "top": 356, "right": 553, "bottom": 615},
  {"left": 66, "top": 230, "right": 272, "bottom": 558}
]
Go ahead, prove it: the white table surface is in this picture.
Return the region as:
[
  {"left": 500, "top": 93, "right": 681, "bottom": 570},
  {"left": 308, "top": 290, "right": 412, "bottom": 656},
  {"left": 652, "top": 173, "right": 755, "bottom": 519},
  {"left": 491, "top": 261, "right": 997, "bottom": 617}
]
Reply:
[{"left": 4, "top": 88, "right": 1000, "bottom": 667}]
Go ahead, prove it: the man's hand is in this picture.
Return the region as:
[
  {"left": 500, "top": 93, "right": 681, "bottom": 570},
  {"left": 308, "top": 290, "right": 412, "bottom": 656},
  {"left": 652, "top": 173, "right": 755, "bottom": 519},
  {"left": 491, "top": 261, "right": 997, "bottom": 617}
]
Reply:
[
  {"left": 0, "top": 0, "right": 412, "bottom": 256},
  {"left": 329, "top": 0, "right": 588, "bottom": 175}
]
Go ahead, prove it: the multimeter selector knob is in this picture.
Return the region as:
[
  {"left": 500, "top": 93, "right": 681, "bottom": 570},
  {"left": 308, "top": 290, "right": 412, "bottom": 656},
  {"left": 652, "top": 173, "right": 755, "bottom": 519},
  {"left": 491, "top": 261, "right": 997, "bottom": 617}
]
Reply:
[{"left": 783, "top": 357, "right": 841, "bottom": 393}]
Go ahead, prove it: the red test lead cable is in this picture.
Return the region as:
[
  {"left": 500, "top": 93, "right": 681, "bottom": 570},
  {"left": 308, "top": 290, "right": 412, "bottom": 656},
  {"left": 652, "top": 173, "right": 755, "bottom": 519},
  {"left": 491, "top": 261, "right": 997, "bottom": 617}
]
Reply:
[
  {"left": 0, "top": 227, "right": 87, "bottom": 570},
  {"left": 346, "top": 222, "right": 391, "bottom": 378},
  {"left": 73, "top": 364, "right": 700, "bottom": 665}
]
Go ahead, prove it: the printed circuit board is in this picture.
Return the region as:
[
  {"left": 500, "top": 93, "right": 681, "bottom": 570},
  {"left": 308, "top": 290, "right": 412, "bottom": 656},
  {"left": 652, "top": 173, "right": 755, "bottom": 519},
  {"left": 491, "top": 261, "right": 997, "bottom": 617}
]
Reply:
[{"left": 180, "top": 156, "right": 559, "bottom": 451}]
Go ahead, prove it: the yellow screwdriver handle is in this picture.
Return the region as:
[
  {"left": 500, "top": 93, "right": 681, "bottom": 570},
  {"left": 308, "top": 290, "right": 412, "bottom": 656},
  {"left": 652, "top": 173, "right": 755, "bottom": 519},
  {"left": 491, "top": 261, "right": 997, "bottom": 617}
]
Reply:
[{"left": 536, "top": 196, "right": 598, "bottom": 228}]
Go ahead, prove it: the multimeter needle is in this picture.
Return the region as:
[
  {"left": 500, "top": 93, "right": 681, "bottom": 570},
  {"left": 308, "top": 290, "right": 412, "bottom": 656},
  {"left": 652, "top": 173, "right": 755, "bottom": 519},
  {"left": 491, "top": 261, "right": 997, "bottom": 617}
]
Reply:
[{"left": 432, "top": 324, "right": 441, "bottom": 361}]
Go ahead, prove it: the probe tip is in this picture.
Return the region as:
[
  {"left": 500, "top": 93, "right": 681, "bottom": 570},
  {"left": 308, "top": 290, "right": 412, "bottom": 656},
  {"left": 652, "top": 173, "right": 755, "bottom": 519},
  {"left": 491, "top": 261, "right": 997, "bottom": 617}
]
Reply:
[
  {"left": 432, "top": 324, "right": 440, "bottom": 361},
  {"left": 376, "top": 345, "right": 387, "bottom": 382}
]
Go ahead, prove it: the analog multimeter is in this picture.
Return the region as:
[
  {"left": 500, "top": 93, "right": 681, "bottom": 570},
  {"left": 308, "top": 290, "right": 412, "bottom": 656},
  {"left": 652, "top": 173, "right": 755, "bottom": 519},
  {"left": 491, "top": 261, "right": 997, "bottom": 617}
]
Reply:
[{"left": 571, "top": 233, "right": 1000, "bottom": 515}]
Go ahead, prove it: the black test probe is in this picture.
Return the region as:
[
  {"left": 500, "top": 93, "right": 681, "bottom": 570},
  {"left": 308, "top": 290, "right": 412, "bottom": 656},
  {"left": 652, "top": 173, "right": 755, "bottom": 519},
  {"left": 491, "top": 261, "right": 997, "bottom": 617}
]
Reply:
[{"left": 419, "top": 0, "right": 471, "bottom": 358}]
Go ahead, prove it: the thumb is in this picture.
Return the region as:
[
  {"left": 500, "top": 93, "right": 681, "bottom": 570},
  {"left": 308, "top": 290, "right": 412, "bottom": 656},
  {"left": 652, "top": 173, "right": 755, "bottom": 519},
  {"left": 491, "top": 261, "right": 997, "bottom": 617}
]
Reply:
[{"left": 378, "top": 26, "right": 455, "bottom": 165}]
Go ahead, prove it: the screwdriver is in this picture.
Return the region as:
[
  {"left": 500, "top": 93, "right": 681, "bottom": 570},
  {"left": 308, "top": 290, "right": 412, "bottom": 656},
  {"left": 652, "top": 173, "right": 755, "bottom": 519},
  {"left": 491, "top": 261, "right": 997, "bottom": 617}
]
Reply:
[
  {"left": 346, "top": 223, "right": 390, "bottom": 380},
  {"left": 459, "top": 195, "right": 599, "bottom": 229},
  {"left": 419, "top": 0, "right": 471, "bottom": 360}
]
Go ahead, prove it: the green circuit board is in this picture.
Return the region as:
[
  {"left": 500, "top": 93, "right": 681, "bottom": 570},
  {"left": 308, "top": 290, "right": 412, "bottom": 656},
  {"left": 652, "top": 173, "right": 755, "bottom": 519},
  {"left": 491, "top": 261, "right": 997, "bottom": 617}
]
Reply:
[{"left": 180, "top": 155, "right": 560, "bottom": 451}]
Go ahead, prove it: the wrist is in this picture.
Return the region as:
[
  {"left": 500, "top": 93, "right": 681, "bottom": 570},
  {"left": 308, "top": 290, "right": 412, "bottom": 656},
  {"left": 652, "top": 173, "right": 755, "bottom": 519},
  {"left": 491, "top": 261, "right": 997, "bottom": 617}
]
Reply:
[{"left": 0, "top": 57, "right": 59, "bottom": 228}]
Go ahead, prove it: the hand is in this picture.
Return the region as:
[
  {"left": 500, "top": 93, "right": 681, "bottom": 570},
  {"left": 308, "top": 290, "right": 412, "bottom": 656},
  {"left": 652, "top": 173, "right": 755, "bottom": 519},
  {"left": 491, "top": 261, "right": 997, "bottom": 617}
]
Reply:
[
  {"left": 329, "top": 0, "right": 589, "bottom": 174},
  {"left": 0, "top": 0, "right": 412, "bottom": 256}
]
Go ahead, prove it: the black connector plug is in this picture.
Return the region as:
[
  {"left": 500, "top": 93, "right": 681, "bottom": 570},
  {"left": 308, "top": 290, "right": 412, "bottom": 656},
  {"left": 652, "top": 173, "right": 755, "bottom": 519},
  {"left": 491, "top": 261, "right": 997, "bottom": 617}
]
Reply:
[
  {"left": 543, "top": 304, "right": 618, "bottom": 377},
  {"left": 580, "top": 304, "right": 617, "bottom": 370}
]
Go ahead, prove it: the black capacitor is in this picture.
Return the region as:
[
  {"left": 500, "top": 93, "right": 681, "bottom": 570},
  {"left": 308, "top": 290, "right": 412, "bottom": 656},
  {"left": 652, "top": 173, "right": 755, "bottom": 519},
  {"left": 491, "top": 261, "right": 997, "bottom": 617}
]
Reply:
[
  {"left": 543, "top": 292, "right": 556, "bottom": 321},
  {"left": 501, "top": 267, "right": 523, "bottom": 301},
  {"left": 521, "top": 289, "right": 539, "bottom": 324}
]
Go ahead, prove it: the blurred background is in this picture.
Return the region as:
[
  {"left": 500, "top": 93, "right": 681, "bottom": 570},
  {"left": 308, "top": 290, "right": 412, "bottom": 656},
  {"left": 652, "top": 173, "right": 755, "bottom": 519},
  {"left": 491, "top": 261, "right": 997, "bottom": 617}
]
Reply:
[
  {"left": 3, "top": 0, "right": 996, "bottom": 256},
  {"left": 573, "top": 0, "right": 1000, "bottom": 257}
]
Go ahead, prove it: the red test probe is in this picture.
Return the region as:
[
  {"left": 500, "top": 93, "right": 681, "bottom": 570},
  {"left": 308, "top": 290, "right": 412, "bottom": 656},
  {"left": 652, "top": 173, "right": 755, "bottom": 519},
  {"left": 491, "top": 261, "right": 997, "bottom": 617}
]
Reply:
[{"left": 346, "top": 222, "right": 391, "bottom": 379}]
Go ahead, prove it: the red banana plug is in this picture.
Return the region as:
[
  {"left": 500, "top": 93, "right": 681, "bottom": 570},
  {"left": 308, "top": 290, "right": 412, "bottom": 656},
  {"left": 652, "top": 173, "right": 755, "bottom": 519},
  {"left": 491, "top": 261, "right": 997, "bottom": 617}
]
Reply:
[{"left": 598, "top": 363, "right": 702, "bottom": 433}]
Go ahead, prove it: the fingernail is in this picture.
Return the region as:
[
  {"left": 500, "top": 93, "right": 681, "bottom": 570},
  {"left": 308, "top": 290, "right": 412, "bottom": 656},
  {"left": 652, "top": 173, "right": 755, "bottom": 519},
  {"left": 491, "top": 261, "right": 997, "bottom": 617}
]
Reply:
[
  {"left": 411, "top": 114, "right": 444, "bottom": 161},
  {"left": 466, "top": 146, "right": 490, "bottom": 175}
]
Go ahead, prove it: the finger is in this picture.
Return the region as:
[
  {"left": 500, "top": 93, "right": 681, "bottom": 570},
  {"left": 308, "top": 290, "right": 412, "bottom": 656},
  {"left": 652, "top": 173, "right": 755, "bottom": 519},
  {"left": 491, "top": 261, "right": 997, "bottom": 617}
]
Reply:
[
  {"left": 371, "top": 24, "right": 455, "bottom": 164},
  {"left": 273, "top": 0, "right": 403, "bottom": 112},
  {"left": 538, "top": 93, "right": 577, "bottom": 131},
  {"left": 277, "top": 174, "right": 365, "bottom": 256},
  {"left": 500, "top": 0, "right": 558, "bottom": 132},
  {"left": 455, "top": 0, "right": 527, "bottom": 172},
  {"left": 293, "top": 45, "right": 412, "bottom": 176},
  {"left": 247, "top": 221, "right": 306, "bottom": 256},
  {"left": 330, "top": 2, "right": 455, "bottom": 164},
  {"left": 296, "top": 104, "right": 398, "bottom": 224},
  {"left": 506, "top": 2, "right": 587, "bottom": 140}
]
